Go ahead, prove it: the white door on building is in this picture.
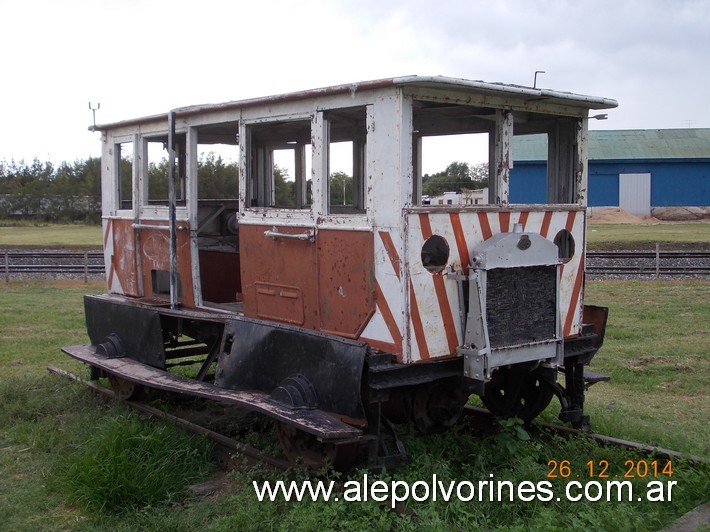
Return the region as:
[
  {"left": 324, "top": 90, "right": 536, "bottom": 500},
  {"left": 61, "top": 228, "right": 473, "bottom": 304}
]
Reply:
[{"left": 619, "top": 173, "right": 651, "bottom": 216}]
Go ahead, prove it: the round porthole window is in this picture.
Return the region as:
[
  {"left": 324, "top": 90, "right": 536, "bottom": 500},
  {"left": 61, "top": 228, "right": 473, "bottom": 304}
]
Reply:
[
  {"left": 553, "top": 229, "right": 576, "bottom": 262},
  {"left": 421, "top": 235, "right": 449, "bottom": 273}
]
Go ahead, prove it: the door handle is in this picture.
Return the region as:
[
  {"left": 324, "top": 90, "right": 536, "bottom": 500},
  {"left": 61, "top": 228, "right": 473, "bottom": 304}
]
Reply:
[{"left": 263, "top": 227, "right": 315, "bottom": 242}]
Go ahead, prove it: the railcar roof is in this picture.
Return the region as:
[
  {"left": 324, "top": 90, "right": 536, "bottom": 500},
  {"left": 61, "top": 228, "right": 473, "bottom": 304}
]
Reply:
[{"left": 91, "top": 75, "right": 618, "bottom": 132}]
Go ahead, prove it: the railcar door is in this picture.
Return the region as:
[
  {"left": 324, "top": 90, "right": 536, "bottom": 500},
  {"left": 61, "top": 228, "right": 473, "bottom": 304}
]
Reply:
[{"left": 238, "top": 112, "right": 375, "bottom": 337}]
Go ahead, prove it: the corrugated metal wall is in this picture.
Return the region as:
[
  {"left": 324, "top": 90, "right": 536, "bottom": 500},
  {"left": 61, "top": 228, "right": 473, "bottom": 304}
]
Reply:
[
  {"left": 619, "top": 173, "right": 651, "bottom": 216},
  {"left": 511, "top": 161, "right": 708, "bottom": 207}
]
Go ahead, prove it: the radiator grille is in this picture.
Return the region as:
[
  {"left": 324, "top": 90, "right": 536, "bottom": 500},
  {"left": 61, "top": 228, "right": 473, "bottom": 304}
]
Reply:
[{"left": 486, "top": 266, "right": 557, "bottom": 348}]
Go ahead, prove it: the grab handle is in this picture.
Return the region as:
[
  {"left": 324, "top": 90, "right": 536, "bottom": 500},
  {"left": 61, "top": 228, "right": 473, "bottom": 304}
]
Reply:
[{"left": 264, "top": 227, "right": 315, "bottom": 242}]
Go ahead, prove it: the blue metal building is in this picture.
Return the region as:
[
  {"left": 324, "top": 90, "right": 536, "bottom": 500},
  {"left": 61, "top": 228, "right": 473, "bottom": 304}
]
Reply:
[{"left": 511, "top": 128, "right": 710, "bottom": 215}]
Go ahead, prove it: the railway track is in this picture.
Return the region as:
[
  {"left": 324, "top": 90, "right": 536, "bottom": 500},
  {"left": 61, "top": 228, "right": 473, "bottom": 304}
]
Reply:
[
  {"left": 586, "top": 250, "right": 710, "bottom": 277},
  {"left": 47, "top": 365, "right": 706, "bottom": 473},
  {"left": 2, "top": 250, "right": 104, "bottom": 281},
  {"left": 3, "top": 249, "right": 710, "bottom": 279}
]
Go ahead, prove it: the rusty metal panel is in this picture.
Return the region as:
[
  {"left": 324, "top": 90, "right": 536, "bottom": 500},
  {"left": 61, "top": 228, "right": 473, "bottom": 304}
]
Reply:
[
  {"left": 317, "top": 229, "right": 375, "bottom": 338},
  {"left": 137, "top": 221, "right": 195, "bottom": 307},
  {"left": 106, "top": 218, "right": 140, "bottom": 296},
  {"left": 255, "top": 282, "right": 305, "bottom": 325},
  {"left": 239, "top": 224, "right": 319, "bottom": 329}
]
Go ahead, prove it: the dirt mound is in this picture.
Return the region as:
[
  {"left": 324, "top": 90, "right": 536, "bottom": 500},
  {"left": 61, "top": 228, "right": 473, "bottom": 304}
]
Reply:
[{"left": 588, "top": 207, "right": 655, "bottom": 224}]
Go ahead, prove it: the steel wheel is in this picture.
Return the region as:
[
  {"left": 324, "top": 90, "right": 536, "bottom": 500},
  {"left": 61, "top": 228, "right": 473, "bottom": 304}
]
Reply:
[
  {"left": 275, "top": 422, "right": 357, "bottom": 472},
  {"left": 412, "top": 378, "right": 469, "bottom": 434},
  {"left": 482, "top": 368, "right": 554, "bottom": 423},
  {"left": 107, "top": 374, "right": 147, "bottom": 401}
]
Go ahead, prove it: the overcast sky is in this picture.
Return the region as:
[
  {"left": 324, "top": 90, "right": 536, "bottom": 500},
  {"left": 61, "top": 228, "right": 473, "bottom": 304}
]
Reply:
[{"left": 1, "top": 0, "right": 709, "bottom": 171}]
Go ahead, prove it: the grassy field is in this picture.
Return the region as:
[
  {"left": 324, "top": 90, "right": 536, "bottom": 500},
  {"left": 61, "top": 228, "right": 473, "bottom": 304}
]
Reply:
[
  {"left": 579, "top": 281, "right": 709, "bottom": 456},
  {"left": 0, "top": 222, "right": 102, "bottom": 248},
  {"left": 0, "top": 280, "right": 708, "bottom": 530},
  {"left": 0, "top": 219, "right": 708, "bottom": 250},
  {"left": 587, "top": 222, "right": 709, "bottom": 248}
]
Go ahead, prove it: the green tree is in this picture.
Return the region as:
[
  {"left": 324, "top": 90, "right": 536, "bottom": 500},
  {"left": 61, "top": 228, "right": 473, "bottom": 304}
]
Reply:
[
  {"left": 329, "top": 171, "right": 353, "bottom": 207},
  {"left": 197, "top": 152, "right": 239, "bottom": 199},
  {"left": 273, "top": 165, "right": 294, "bottom": 207},
  {"left": 422, "top": 161, "right": 489, "bottom": 197}
]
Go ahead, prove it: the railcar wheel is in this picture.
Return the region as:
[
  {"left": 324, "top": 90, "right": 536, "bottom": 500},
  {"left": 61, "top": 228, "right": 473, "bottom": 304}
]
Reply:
[
  {"left": 274, "top": 422, "right": 357, "bottom": 472},
  {"left": 412, "top": 378, "right": 469, "bottom": 434},
  {"left": 481, "top": 368, "right": 554, "bottom": 423},
  {"left": 107, "top": 374, "right": 147, "bottom": 401}
]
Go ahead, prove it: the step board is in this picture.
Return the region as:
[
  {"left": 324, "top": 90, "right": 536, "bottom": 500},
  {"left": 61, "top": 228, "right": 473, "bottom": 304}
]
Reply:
[
  {"left": 583, "top": 369, "right": 611, "bottom": 386},
  {"left": 62, "top": 344, "right": 362, "bottom": 441}
]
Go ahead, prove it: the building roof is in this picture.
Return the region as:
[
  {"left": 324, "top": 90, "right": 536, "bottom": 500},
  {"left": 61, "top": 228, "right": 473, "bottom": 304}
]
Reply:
[{"left": 514, "top": 128, "right": 710, "bottom": 161}]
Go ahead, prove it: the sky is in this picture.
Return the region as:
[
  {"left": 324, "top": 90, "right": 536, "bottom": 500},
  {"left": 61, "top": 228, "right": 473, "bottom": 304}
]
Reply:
[{"left": 1, "top": 0, "right": 709, "bottom": 174}]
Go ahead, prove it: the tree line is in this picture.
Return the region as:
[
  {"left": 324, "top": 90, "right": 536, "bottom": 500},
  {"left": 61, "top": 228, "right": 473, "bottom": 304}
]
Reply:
[
  {"left": 0, "top": 156, "right": 488, "bottom": 223},
  {"left": 0, "top": 158, "right": 102, "bottom": 223},
  {"left": 422, "top": 161, "right": 489, "bottom": 197}
]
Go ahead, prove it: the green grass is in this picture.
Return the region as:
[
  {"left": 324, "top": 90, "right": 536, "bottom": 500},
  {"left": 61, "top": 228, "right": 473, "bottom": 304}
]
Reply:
[
  {"left": 56, "top": 414, "right": 213, "bottom": 514},
  {"left": 582, "top": 281, "right": 710, "bottom": 457},
  {"left": 0, "top": 279, "right": 708, "bottom": 530},
  {"left": 587, "top": 222, "right": 709, "bottom": 248},
  {"left": 0, "top": 221, "right": 101, "bottom": 248}
]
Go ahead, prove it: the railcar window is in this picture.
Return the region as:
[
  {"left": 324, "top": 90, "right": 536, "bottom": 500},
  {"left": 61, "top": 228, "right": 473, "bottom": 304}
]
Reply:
[
  {"left": 412, "top": 100, "right": 492, "bottom": 206},
  {"left": 196, "top": 125, "right": 240, "bottom": 245},
  {"left": 417, "top": 134, "right": 490, "bottom": 206},
  {"left": 145, "top": 134, "right": 187, "bottom": 206},
  {"left": 325, "top": 107, "right": 367, "bottom": 214},
  {"left": 115, "top": 141, "right": 134, "bottom": 210},
  {"left": 197, "top": 146, "right": 239, "bottom": 200},
  {"left": 247, "top": 119, "right": 312, "bottom": 209},
  {"left": 508, "top": 119, "right": 581, "bottom": 205}
]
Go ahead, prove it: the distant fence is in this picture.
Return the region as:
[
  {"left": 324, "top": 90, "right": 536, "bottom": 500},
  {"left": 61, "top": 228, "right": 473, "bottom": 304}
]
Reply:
[{"left": 2, "top": 248, "right": 708, "bottom": 282}]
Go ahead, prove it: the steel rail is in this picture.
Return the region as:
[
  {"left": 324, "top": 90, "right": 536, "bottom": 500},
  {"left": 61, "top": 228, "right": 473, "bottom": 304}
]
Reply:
[
  {"left": 47, "top": 364, "right": 707, "bottom": 476},
  {"left": 462, "top": 406, "right": 708, "bottom": 464},
  {"left": 46, "top": 365, "right": 292, "bottom": 471}
]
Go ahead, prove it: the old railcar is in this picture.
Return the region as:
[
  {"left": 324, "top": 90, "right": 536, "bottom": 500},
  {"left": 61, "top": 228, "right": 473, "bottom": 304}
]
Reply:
[{"left": 63, "top": 76, "right": 617, "bottom": 468}]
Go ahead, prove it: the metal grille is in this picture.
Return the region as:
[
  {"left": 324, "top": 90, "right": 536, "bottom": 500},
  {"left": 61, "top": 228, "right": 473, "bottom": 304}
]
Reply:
[{"left": 486, "top": 266, "right": 557, "bottom": 348}]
